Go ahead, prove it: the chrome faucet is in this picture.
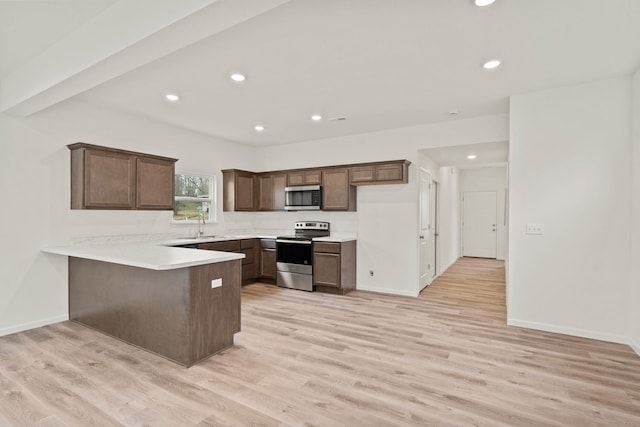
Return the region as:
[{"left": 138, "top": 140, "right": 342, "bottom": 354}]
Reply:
[{"left": 197, "top": 212, "right": 205, "bottom": 237}]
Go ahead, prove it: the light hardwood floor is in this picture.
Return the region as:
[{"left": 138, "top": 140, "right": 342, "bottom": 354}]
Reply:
[{"left": 1, "top": 257, "right": 639, "bottom": 426}]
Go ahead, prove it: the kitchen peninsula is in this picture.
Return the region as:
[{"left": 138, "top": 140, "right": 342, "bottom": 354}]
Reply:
[{"left": 43, "top": 244, "right": 244, "bottom": 367}]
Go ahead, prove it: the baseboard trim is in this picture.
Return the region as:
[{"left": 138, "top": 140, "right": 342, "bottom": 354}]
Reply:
[
  {"left": 0, "top": 314, "right": 68, "bottom": 337},
  {"left": 356, "top": 285, "right": 419, "bottom": 298},
  {"left": 507, "top": 318, "right": 634, "bottom": 347}
]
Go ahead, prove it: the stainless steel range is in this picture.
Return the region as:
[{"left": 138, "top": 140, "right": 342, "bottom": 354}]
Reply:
[{"left": 276, "top": 221, "right": 330, "bottom": 291}]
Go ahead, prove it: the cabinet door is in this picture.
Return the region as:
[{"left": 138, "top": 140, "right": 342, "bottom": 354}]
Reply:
[
  {"left": 260, "top": 248, "right": 276, "bottom": 279},
  {"left": 304, "top": 170, "right": 322, "bottom": 185},
  {"left": 350, "top": 166, "right": 375, "bottom": 183},
  {"left": 257, "top": 175, "right": 273, "bottom": 211},
  {"left": 376, "top": 163, "right": 404, "bottom": 182},
  {"left": 313, "top": 252, "right": 341, "bottom": 287},
  {"left": 322, "top": 168, "right": 355, "bottom": 211},
  {"left": 350, "top": 161, "right": 409, "bottom": 185},
  {"left": 235, "top": 172, "right": 255, "bottom": 211},
  {"left": 287, "top": 172, "right": 304, "bottom": 186},
  {"left": 272, "top": 174, "right": 286, "bottom": 210},
  {"left": 136, "top": 157, "right": 175, "bottom": 209},
  {"left": 84, "top": 149, "right": 135, "bottom": 209},
  {"left": 287, "top": 170, "right": 321, "bottom": 186}
]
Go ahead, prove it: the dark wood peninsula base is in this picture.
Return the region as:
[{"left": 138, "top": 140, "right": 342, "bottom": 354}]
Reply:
[{"left": 68, "top": 257, "right": 241, "bottom": 367}]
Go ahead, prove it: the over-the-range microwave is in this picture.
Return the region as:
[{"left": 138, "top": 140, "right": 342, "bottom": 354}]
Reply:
[{"left": 284, "top": 185, "right": 322, "bottom": 211}]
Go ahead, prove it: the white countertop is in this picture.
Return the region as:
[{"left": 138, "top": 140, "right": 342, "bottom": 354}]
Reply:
[
  {"left": 312, "top": 235, "right": 357, "bottom": 242},
  {"left": 158, "top": 234, "right": 277, "bottom": 246},
  {"left": 42, "top": 243, "right": 244, "bottom": 271},
  {"left": 43, "top": 230, "right": 356, "bottom": 270},
  {"left": 158, "top": 232, "right": 357, "bottom": 246}
]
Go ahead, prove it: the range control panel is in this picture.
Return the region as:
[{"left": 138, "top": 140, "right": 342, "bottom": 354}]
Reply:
[{"left": 294, "top": 221, "right": 330, "bottom": 231}]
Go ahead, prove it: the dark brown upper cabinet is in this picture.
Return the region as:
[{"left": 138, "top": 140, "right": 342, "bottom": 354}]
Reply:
[
  {"left": 68, "top": 143, "right": 177, "bottom": 210},
  {"left": 349, "top": 160, "right": 410, "bottom": 185},
  {"left": 256, "top": 173, "right": 286, "bottom": 211},
  {"left": 322, "top": 168, "right": 356, "bottom": 211},
  {"left": 222, "top": 160, "right": 410, "bottom": 212},
  {"left": 222, "top": 169, "right": 256, "bottom": 211},
  {"left": 287, "top": 169, "right": 322, "bottom": 186}
]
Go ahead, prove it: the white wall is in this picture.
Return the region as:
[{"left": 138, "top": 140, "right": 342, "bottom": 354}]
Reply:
[
  {"left": 509, "top": 77, "right": 632, "bottom": 343},
  {"left": 460, "top": 167, "right": 508, "bottom": 260},
  {"left": 416, "top": 150, "right": 461, "bottom": 276},
  {"left": 0, "top": 99, "right": 257, "bottom": 335},
  {"left": 631, "top": 68, "right": 640, "bottom": 354},
  {"left": 437, "top": 166, "right": 461, "bottom": 273},
  {"left": 0, "top": 105, "right": 508, "bottom": 334},
  {"left": 255, "top": 115, "right": 508, "bottom": 297}
]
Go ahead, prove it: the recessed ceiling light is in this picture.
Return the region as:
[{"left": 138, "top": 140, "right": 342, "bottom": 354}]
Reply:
[
  {"left": 254, "top": 125, "right": 265, "bottom": 132},
  {"left": 467, "top": 154, "right": 477, "bottom": 160},
  {"left": 311, "top": 114, "right": 323, "bottom": 121},
  {"left": 230, "top": 73, "right": 246, "bottom": 82},
  {"left": 475, "top": 0, "right": 496, "bottom": 6},
  {"left": 483, "top": 59, "right": 501, "bottom": 70},
  {"left": 165, "top": 93, "right": 180, "bottom": 102}
]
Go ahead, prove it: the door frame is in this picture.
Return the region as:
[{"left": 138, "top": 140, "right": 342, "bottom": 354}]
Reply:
[{"left": 419, "top": 167, "right": 439, "bottom": 291}]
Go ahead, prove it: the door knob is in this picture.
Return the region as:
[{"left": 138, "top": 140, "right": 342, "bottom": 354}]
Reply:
[{"left": 419, "top": 235, "right": 425, "bottom": 239}]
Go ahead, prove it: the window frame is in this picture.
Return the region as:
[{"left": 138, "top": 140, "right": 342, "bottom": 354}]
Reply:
[{"left": 172, "top": 171, "right": 217, "bottom": 224}]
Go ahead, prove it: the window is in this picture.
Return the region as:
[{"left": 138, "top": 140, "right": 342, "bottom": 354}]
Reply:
[{"left": 173, "top": 172, "right": 216, "bottom": 223}]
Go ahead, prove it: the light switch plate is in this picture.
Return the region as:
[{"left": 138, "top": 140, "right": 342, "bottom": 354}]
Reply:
[
  {"left": 526, "top": 223, "right": 544, "bottom": 235},
  {"left": 211, "top": 278, "right": 222, "bottom": 289}
]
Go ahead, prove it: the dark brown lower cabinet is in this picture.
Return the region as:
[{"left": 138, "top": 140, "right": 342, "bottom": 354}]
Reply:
[
  {"left": 68, "top": 256, "right": 241, "bottom": 367},
  {"left": 313, "top": 241, "right": 356, "bottom": 294},
  {"left": 198, "top": 239, "right": 258, "bottom": 284},
  {"left": 259, "top": 239, "right": 276, "bottom": 283}
]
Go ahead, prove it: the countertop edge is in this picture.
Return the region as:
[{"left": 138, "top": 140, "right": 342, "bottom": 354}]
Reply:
[{"left": 42, "top": 246, "right": 245, "bottom": 271}]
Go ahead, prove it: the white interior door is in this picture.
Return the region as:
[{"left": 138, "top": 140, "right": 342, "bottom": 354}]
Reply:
[
  {"left": 462, "top": 191, "right": 497, "bottom": 258},
  {"left": 419, "top": 169, "right": 433, "bottom": 290}
]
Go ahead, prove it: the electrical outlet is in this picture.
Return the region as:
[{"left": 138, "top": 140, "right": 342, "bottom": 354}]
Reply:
[
  {"left": 369, "top": 270, "right": 374, "bottom": 277},
  {"left": 525, "top": 224, "right": 544, "bottom": 235},
  {"left": 211, "top": 278, "right": 222, "bottom": 289}
]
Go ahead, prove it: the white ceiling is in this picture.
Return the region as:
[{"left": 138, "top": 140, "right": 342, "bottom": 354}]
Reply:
[
  {"left": 0, "top": 0, "right": 117, "bottom": 78},
  {"left": 2, "top": 0, "right": 640, "bottom": 149},
  {"left": 421, "top": 141, "right": 508, "bottom": 169}
]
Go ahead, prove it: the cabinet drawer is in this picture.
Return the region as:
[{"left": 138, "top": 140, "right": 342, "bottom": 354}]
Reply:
[
  {"left": 260, "top": 238, "right": 276, "bottom": 249},
  {"left": 314, "top": 242, "right": 341, "bottom": 254},
  {"left": 198, "top": 240, "right": 241, "bottom": 252},
  {"left": 241, "top": 248, "right": 255, "bottom": 264},
  {"left": 240, "top": 238, "right": 256, "bottom": 249}
]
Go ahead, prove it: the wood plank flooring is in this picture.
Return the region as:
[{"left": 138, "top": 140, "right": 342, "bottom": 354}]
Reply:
[{"left": 1, "top": 257, "right": 639, "bottom": 426}]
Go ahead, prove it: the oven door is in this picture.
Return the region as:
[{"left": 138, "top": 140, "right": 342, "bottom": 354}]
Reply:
[{"left": 276, "top": 239, "right": 313, "bottom": 267}]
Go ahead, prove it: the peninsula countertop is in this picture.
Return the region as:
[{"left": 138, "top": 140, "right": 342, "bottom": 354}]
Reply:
[{"left": 42, "top": 243, "right": 245, "bottom": 270}]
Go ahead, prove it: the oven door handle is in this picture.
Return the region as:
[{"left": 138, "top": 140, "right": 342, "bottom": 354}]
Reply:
[{"left": 276, "top": 239, "right": 312, "bottom": 244}]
